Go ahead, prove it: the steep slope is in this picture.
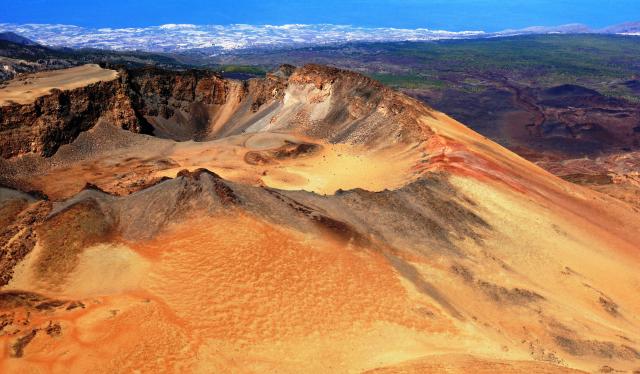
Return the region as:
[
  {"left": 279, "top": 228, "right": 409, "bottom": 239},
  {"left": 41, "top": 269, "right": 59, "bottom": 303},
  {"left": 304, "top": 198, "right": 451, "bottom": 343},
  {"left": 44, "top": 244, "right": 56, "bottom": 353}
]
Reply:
[
  {"left": 0, "top": 64, "right": 140, "bottom": 158},
  {"left": 0, "top": 64, "right": 639, "bottom": 374}
]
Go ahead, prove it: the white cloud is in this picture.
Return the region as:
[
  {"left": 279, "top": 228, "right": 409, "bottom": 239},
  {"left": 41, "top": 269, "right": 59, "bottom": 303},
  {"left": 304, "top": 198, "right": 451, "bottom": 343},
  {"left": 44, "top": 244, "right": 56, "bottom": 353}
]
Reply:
[
  {"left": 159, "top": 24, "right": 198, "bottom": 30},
  {"left": 0, "top": 22, "right": 587, "bottom": 53}
]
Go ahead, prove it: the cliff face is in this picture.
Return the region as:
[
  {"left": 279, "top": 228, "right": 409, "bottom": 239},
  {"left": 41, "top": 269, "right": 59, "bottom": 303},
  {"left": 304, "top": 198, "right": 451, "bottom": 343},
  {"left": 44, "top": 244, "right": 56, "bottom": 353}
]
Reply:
[
  {"left": 0, "top": 76, "right": 139, "bottom": 158},
  {"left": 124, "top": 67, "right": 287, "bottom": 141},
  {"left": 123, "top": 68, "right": 234, "bottom": 140},
  {"left": 0, "top": 65, "right": 291, "bottom": 158},
  {"left": 0, "top": 66, "right": 249, "bottom": 158},
  {"left": 0, "top": 64, "right": 416, "bottom": 159}
]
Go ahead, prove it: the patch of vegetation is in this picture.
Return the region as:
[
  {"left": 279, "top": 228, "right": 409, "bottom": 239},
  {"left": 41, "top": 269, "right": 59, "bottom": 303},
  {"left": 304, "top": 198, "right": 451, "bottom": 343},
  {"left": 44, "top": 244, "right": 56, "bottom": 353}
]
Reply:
[
  {"left": 368, "top": 73, "right": 447, "bottom": 89},
  {"left": 0, "top": 40, "right": 187, "bottom": 70},
  {"left": 375, "top": 35, "right": 640, "bottom": 81},
  {"left": 209, "top": 34, "right": 640, "bottom": 99}
]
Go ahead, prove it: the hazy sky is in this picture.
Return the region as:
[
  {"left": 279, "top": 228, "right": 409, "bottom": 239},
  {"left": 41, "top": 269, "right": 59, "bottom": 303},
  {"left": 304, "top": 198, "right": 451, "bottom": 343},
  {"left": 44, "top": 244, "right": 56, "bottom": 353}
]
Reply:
[{"left": 1, "top": 0, "right": 638, "bottom": 31}]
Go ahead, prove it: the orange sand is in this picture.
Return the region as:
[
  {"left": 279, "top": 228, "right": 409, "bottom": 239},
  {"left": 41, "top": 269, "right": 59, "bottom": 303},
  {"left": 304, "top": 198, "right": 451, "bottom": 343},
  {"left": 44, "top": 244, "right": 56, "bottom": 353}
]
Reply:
[{"left": 0, "top": 65, "right": 118, "bottom": 106}]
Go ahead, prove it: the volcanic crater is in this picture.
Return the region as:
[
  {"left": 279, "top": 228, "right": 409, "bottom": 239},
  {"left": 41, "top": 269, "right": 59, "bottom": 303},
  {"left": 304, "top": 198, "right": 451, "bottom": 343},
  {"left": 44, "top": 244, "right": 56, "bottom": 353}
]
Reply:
[{"left": 0, "top": 64, "right": 639, "bottom": 373}]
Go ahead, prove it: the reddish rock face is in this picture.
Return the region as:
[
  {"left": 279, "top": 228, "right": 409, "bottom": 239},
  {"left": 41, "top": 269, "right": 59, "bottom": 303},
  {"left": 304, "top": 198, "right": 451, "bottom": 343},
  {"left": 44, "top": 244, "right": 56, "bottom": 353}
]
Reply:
[
  {"left": 126, "top": 68, "right": 228, "bottom": 107},
  {"left": 0, "top": 68, "right": 244, "bottom": 158},
  {"left": 0, "top": 77, "right": 139, "bottom": 158}
]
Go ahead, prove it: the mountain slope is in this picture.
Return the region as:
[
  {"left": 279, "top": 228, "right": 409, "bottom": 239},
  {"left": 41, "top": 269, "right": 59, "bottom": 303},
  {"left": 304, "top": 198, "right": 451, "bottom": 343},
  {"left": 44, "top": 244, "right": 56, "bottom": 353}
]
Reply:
[
  {"left": 0, "top": 64, "right": 639, "bottom": 373},
  {"left": 0, "top": 32, "right": 37, "bottom": 46}
]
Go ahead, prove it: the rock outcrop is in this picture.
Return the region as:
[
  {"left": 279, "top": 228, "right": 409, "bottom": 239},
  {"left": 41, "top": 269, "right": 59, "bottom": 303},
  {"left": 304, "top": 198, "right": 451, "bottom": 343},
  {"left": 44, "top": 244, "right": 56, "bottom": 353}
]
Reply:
[
  {"left": 122, "top": 67, "right": 287, "bottom": 140},
  {"left": 1, "top": 63, "right": 433, "bottom": 158},
  {"left": 0, "top": 76, "right": 140, "bottom": 158},
  {"left": 0, "top": 65, "right": 295, "bottom": 157}
]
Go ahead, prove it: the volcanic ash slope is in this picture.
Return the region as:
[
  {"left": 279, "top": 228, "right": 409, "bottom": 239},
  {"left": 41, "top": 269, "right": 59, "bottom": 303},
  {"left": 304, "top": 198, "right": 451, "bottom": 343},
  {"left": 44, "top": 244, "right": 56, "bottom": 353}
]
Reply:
[{"left": 0, "top": 64, "right": 639, "bottom": 373}]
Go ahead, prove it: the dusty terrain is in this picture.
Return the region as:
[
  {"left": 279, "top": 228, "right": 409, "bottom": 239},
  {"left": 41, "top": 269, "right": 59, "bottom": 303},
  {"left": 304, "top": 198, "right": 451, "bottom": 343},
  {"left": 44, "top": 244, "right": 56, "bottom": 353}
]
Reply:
[
  {"left": 0, "top": 64, "right": 117, "bottom": 106},
  {"left": 0, "top": 64, "right": 639, "bottom": 373}
]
